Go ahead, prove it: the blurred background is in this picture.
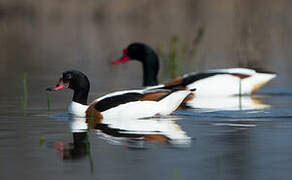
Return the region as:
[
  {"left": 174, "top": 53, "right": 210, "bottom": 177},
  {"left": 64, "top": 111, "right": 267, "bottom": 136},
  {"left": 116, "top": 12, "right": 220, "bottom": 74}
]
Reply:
[{"left": 0, "top": 0, "right": 291, "bottom": 98}]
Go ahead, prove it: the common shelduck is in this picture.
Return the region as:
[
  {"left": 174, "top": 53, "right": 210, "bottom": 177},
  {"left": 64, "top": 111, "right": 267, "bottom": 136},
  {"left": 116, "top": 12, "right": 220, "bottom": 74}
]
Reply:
[
  {"left": 112, "top": 42, "right": 277, "bottom": 96},
  {"left": 46, "top": 70, "right": 194, "bottom": 118}
]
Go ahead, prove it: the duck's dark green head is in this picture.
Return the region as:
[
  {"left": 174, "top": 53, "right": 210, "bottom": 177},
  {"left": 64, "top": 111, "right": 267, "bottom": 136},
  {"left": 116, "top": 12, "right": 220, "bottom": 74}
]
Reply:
[
  {"left": 112, "top": 42, "right": 159, "bottom": 86},
  {"left": 46, "top": 70, "right": 90, "bottom": 105}
]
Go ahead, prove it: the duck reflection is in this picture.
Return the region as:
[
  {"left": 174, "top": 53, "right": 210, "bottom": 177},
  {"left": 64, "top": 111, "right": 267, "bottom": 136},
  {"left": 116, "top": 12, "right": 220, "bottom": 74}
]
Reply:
[
  {"left": 186, "top": 95, "right": 269, "bottom": 110},
  {"left": 88, "top": 116, "right": 191, "bottom": 147},
  {"left": 54, "top": 132, "right": 88, "bottom": 160},
  {"left": 54, "top": 116, "right": 89, "bottom": 160},
  {"left": 54, "top": 115, "right": 190, "bottom": 159}
]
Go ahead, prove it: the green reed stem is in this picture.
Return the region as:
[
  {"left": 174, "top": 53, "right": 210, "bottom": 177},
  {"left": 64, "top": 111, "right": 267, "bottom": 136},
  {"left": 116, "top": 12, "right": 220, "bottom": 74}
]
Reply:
[
  {"left": 216, "top": 155, "right": 222, "bottom": 175},
  {"left": 40, "top": 133, "right": 45, "bottom": 146},
  {"left": 158, "top": 29, "right": 204, "bottom": 81},
  {"left": 172, "top": 170, "right": 181, "bottom": 180}
]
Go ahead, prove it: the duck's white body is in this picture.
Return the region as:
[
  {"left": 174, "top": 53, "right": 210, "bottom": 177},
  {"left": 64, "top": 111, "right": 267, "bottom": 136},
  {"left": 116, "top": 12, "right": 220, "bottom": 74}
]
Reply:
[
  {"left": 68, "top": 89, "right": 191, "bottom": 118},
  {"left": 101, "top": 90, "right": 190, "bottom": 119},
  {"left": 185, "top": 68, "right": 276, "bottom": 96},
  {"left": 184, "top": 73, "right": 240, "bottom": 96},
  {"left": 68, "top": 101, "right": 88, "bottom": 117},
  {"left": 147, "top": 68, "right": 276, "bottom": 97}
]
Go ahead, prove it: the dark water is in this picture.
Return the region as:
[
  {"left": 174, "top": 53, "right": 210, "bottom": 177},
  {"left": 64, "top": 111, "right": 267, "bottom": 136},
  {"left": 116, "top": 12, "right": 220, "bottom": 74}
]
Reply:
[{"left": 1, "top": 73, "right": 292, "bottom": 180}]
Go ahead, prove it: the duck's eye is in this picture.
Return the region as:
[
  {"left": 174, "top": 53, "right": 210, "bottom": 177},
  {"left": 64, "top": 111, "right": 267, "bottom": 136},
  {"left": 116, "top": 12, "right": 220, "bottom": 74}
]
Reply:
[{"left": 65, "top": 74, "right": 72, "bottom": 80}]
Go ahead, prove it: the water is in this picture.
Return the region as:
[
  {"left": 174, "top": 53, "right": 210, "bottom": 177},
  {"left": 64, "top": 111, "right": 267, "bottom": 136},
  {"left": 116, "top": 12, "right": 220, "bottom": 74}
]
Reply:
[{"left": 1, "top": 79, "right": 292, "bottom": 180}]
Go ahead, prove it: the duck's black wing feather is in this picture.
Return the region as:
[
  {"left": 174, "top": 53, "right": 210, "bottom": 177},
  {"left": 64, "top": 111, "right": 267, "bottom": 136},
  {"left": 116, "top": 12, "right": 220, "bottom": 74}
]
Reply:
[
  {"left": 182, "top": 72, "right": 226, "bottom": 86},
  {"left": 95, "top": 92, "right": 144, "bottom": 112}
]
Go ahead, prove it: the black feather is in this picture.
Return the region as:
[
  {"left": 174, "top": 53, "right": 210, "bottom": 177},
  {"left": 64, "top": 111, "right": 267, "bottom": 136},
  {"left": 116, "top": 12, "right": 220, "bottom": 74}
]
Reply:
[
  {"left": 182, "top": 72, "right": 226, "bottom": 86},
  {"left": 95, "top": 93, "right": 144, "bottom": 112}
]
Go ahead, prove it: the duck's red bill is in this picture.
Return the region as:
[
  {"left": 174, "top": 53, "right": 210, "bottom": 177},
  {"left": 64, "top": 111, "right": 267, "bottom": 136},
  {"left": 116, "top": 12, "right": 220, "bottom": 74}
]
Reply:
[
  {"left": 53, "top": 81, "right": 67, "bottom": 91},
  {"left": 111, "top": 48, "right": 130, "bottom": 64},
  {"left": 47, "top": 80, "right": 68, "bottom": 91},
  {"left": 111, "top": 56, "right": 130, "bottom": 64}
]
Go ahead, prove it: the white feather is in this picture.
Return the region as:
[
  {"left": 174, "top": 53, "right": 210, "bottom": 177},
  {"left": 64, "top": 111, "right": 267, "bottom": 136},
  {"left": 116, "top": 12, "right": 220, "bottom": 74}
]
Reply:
[
  {"left": 68, "top": 101, "right": 88, "bottom": 117},
  {"left": 144, "top": 84, "right": 165, "bottom": 90},
  {"left": 186, "top": 74, "right": 240, "bottom": 96},
  {"left": 241, "top": 72, "right": 276, "bottom": 94},
  {"left": 206, "top": 68, "right": 256, "bottom": 75},
  {"left": 185, "top": 68, "right": 276, "bottom": 96},
  {"left": 101, "top": 90, "right": 191, "bottom": 119}
]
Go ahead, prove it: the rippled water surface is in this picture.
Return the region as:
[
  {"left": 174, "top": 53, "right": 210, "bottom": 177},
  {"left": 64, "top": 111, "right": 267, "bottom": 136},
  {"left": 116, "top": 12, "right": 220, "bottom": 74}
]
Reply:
[{"left": 1, "top": 80, "right": 292, "bottom": 180}]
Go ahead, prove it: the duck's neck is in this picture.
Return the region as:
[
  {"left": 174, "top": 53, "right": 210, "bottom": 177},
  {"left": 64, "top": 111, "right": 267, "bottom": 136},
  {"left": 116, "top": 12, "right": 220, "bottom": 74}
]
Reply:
[
  {"left": 72, "top": 89, "right": 89, "bottom": 105},
  {"left": 142, "top": 49, "right": 159, "bottom": 86}
]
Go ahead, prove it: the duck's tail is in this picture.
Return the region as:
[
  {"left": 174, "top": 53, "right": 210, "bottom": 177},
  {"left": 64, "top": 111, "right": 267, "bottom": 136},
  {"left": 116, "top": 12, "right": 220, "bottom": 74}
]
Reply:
[{"left": 158, "top": 89, "right": 195, "bottom": 115}]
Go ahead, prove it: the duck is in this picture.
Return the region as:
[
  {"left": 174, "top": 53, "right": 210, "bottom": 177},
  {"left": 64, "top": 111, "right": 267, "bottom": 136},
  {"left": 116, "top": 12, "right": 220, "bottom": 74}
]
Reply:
[
  {"left": 46, "top": 70, "right": 194, "bottom": 118},
  {"left": 111, "top": 42, "right": 277, "bottom": 96}
]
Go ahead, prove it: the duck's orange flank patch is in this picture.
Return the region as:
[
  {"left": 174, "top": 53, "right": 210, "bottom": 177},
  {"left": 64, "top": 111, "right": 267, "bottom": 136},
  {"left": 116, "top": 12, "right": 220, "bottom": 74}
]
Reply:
[
  {"left": 231, "top": 73, "right": 251, "bottom": 79},
  {"left": 141, "top": 92, "right": 169, "bottom": 101},
  {"left": 251, "top": 97, "right": 263, "bottom": 105},
  {"left": 144, "top": 134, "right": 169, "bottom": 144},
  {"left": 182, "top": 92, "right": 195, "bottom": 104},
  {"left": 86, "top": 101, "right": 103, "bottom": 129},
  {"left": 251, "top": 81, "right": 267, "bottom": 94},
  {"left": 164, "top": 76, "right": 183, "bottom": 87}
]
